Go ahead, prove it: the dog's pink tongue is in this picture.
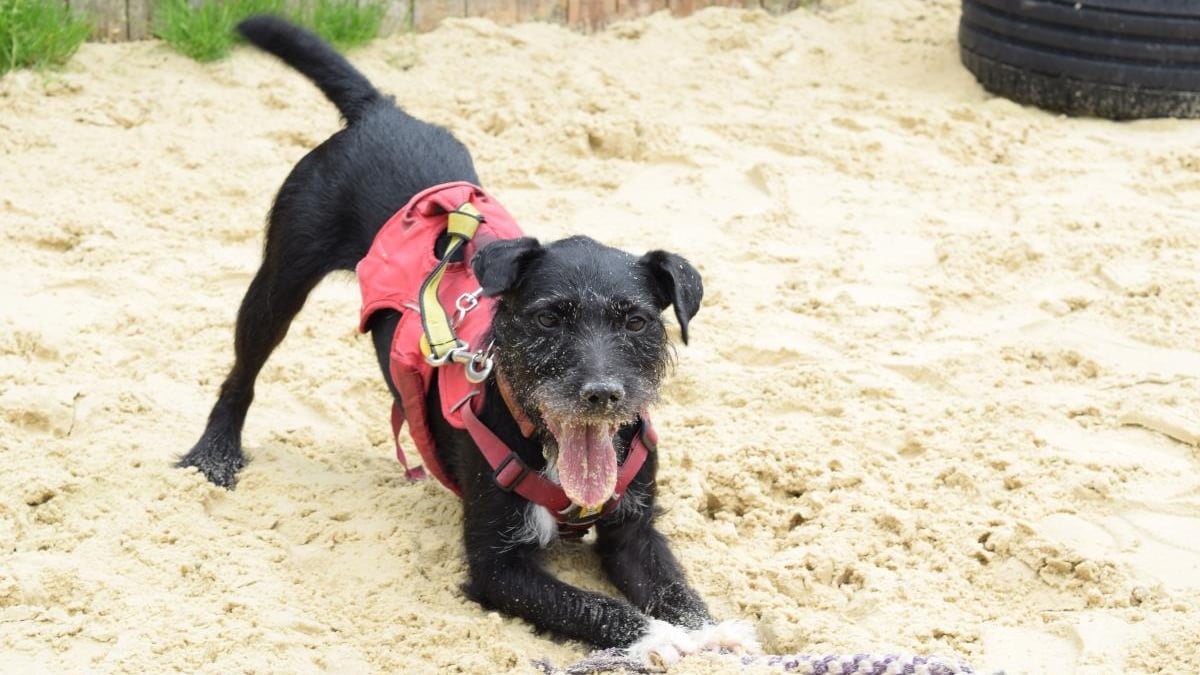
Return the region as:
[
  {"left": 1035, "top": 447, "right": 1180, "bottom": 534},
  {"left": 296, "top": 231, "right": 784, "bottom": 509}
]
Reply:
[{"left": 555, "top": 423, "right": 618, "bottom": 509}]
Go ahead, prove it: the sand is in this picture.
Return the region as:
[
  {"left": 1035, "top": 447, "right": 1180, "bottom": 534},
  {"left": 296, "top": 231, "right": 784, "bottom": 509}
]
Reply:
[{"left": 2, "top": 1, "right": 1199, "bottom": 673}]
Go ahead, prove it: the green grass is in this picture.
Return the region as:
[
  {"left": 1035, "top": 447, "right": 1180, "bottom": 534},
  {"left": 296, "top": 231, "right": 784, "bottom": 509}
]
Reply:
[
  {"left": 154, "top": 0, "right": 282, "bottom": 62},
  {"left": 0, "top": 0, "right": 92, "bottom": 76},
  {"left": 154, "top": 0, "right": 385, "bottom": 63},
  {"left": 304, "top": 0, "right": 385, "bottom": 50}
]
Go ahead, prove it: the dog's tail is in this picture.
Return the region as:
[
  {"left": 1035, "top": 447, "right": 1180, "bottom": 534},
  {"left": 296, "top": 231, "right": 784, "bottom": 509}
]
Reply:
[{"left": 237, "top": 15, "right": 382, "bottom": 124}]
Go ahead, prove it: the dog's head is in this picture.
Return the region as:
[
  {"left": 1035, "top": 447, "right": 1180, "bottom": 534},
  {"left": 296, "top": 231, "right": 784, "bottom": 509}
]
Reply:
[{"left": 472, "top": 235, "right": 702, "bottom": 509}]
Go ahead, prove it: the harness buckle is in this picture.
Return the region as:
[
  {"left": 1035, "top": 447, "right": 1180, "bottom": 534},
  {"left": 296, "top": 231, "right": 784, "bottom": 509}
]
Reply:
[
  {"left": 557, "top": 501, "right": 610, "bottom": 527},
  {"left": 492, "top": 454, "right": 530, "bottom": 492}
]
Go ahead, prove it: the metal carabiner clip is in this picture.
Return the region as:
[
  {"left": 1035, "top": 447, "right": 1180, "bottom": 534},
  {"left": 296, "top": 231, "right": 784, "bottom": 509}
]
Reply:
[
  {"left": 464, "top": 354, "right": 493, "bottom": 383},
  {"left": 463, "top": 341, "right": 495, "bottom": 384},
  {"left": 425, "top": 339, "right": 466, "bottom": 367}
]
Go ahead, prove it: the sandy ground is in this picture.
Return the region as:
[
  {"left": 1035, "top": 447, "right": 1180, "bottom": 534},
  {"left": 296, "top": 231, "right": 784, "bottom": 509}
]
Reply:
[{"left": 3, "top": 1, "right": 1200, "bottom": 673}]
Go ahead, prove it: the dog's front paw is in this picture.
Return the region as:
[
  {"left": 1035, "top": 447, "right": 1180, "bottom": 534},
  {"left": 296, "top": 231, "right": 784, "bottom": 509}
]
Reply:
[
  {"left": 627, "top": 619, "right": 698, "bottom": 667},
  {"left": 689, "top": 619, "right": 761, "bottom": 655}
]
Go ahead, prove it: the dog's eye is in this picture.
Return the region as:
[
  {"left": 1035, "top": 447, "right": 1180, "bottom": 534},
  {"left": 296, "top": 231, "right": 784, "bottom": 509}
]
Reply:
[
  {"left": 625, "top": 315, "right": 647, "bottom": 332},
  {"left": 537, "top": 312, "right": 560, "bottom": 329}
]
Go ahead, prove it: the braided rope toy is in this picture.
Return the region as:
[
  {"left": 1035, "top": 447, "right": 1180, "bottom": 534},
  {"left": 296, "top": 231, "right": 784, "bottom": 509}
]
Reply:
[{"left": 533, "top": 649, "right": 1003, "bottom": 674}]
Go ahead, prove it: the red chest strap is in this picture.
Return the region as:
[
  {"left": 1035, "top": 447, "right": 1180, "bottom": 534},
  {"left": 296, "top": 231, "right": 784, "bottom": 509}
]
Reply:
[
  {"left": 459, "top": 394, "right": 653, "bottom": 530},
  {"left": 391, "top": 402, "right": 428, "bottom": 483}
]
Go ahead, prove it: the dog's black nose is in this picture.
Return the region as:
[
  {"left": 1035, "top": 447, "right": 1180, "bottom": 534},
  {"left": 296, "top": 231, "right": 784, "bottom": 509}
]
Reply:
[{"left": 581, "top": 381, "right": 624, "bottom": 407}]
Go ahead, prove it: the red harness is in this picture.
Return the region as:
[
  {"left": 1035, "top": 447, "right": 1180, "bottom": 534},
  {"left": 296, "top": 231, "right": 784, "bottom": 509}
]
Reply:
[{"left": 357, "top": 182, "right": 653, "bottom": 531}]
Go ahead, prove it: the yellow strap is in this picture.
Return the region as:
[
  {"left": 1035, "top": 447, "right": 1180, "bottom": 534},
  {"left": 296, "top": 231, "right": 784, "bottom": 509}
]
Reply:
[
  {"left": 447, "top": 202, "right": 482, "bottom": 239},
  {"left": 419, "top": 202, "right": 483, "bottom": 362}
]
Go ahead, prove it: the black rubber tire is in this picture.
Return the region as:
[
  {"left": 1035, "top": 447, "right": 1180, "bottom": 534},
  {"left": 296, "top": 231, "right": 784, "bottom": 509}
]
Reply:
[
  {"left": 959, "top": 0, "right": 1200, "bottom": 119},
  {"left": 970, "top": 0, "right": 1200, "bottom": 40},
  {"left": 1040, "top": 0, "right": 1200, "bottom": 19}
]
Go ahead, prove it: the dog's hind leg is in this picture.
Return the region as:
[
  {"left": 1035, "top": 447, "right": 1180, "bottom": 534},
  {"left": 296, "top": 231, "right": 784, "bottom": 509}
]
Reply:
[
  {"left": 178, "top": 252, "right": 330, "bottom": 487},
  {"left": 179, "top": 176, "right": 360, "bottom": 487}
]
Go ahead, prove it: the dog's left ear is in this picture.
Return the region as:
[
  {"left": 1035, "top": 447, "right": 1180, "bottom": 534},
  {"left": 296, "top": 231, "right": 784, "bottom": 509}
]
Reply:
[
  {"left": 472, "top": 237, "right": 544, "bottom": 296},
  {"left": 639, "top": 250, "right": 703, "bottom": 344}
]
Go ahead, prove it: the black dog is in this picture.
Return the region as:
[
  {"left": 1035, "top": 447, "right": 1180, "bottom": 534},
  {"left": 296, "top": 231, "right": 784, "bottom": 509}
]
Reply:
[{"left": 180, "top": 16, "right": 756, "bottom": 663}]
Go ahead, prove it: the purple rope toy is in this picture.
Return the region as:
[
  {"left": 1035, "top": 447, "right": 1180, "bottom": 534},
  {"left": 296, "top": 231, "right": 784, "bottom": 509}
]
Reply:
[{"left": 533, "top": 650, "right": 1004, "bottom": 675}]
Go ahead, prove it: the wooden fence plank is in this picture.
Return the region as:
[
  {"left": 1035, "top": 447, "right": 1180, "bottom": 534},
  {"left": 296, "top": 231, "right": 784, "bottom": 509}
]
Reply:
[
  {"left": 127, "top": 0, "right": 153, "bottom": 40},
  {"left": 379, "top": 0, "right": 414, "bottom": 35},
  {"left": 413, "top": 0, "right": 467, "bottom": 31},
  {"left": 78, "top": 0, "right": 779, "bottom": 42},
  {"left": 72, "top": 0, "right": 128, "bottom": 41},
  {"left": 717, "top": 0, "right": 760, "bottom": 9},
  {"left": 567, "top": 0, "right": 616, "bottom": 31},
  {"left": 516, "top": 0, "right": 565, "bottom": 23},
  {"left": 467, "top": 0, "right": 520, "bottom": 24},
  {"left": 670, "top": 0, "right": 759, "bottom": 16},
  {"left": 616, "top": 0, "right": 667, "bottom": 21},
  {"left": 666, "top": 0, "right": 695, "bottom": 17}
]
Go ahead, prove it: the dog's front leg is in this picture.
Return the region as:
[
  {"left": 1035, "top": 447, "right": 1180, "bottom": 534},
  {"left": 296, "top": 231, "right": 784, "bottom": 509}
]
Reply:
[
  {"left": 595, "top": 508, "right": 711, "bottom": 629},
  {"left": 596, "top": 505, "right": 761, "bottom": 657},
  {"left": 460, "top": 518, "right": 652, "bottom": 649}
]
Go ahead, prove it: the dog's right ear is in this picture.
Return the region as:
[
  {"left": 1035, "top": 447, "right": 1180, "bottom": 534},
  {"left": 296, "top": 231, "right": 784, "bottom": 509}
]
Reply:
[{"left": 472, "top": 237, "right": 544, "bottom": 296}]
